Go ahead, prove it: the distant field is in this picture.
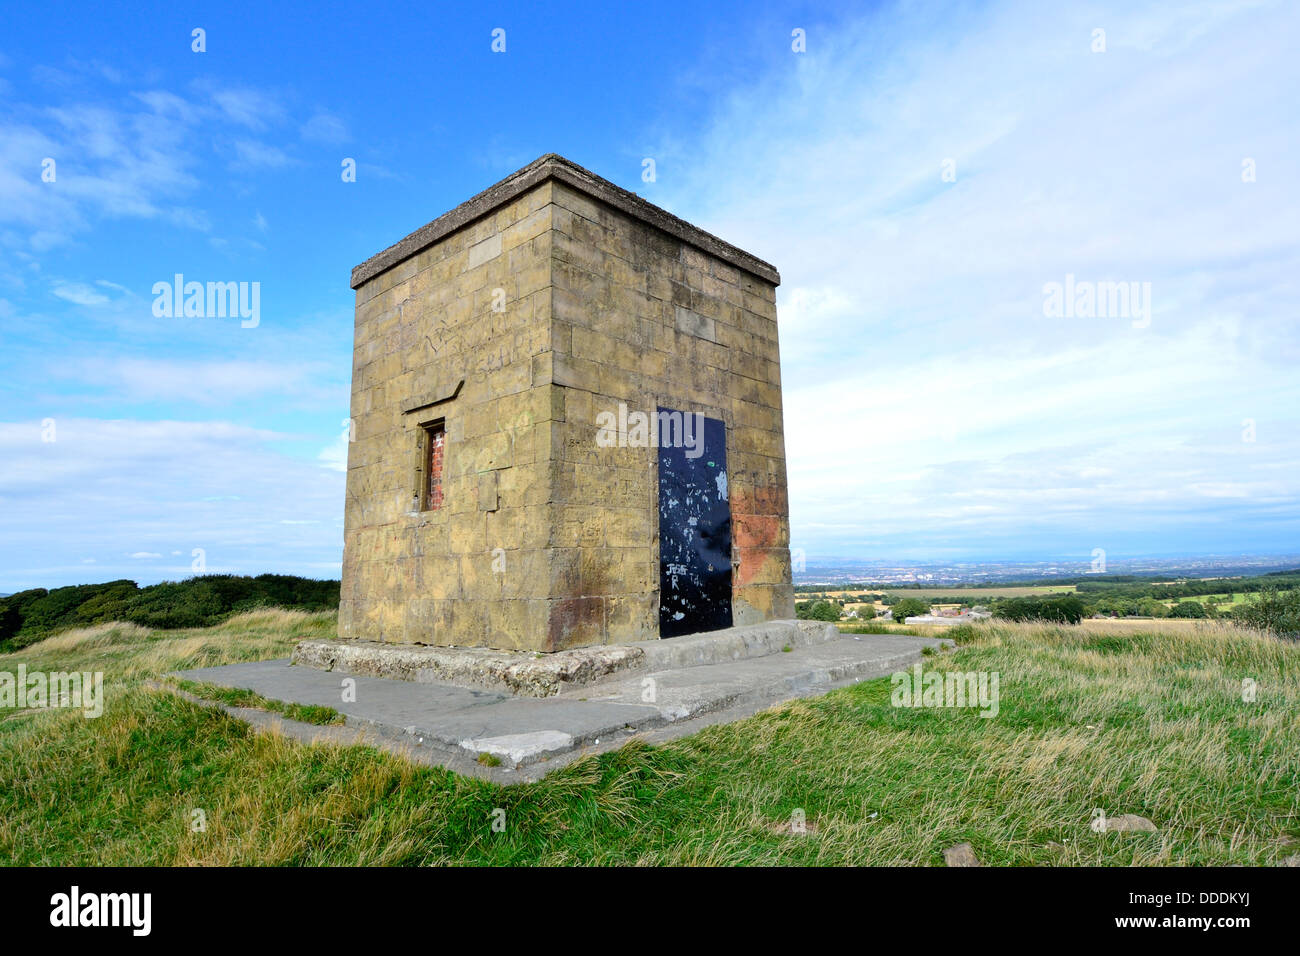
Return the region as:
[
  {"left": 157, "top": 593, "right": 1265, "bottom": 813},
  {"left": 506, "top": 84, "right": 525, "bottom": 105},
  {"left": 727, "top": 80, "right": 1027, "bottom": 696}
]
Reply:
[
  {"left": 804, "top": 585, "right": 1077, "bottom": 601},
  {"left": 1173, "top": 592, "right": 1250, "bottom": 607}
]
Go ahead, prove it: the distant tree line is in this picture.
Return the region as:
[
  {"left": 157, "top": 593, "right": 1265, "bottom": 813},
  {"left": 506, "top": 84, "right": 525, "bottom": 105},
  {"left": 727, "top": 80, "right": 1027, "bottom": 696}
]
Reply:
[
  {"left": 1087, "top": 596, "right": 1225, "bottom": 619},
  {"left": 795, "top": 599, "right": 878, "bottom": 622},
  {"left": 992, "top": 595, "right": 1088, "bottom": 625},
  {"left": 889, "top": 598, "right": 930, "bottom": 622},
  {"left": 0, "top": 575, "right": 340, "bottom": 652},
  {"left": 991, "top": 588, "right": 1298, "bottom": 638},
  {"left": 1232, "top": 588, "right": 1300, "bottom": 638},
  {"left": 795, "top": 600, "right": 842, "bottom": 622},
  {"left": 1075, "top": 571, "right": 1300, "bottom": 601}
]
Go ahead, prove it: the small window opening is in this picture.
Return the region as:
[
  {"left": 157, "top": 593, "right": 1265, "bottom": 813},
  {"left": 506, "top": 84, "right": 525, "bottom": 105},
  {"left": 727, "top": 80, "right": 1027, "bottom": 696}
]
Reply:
[{"left": 421, "top": 421, "right": 446, "bottom": 511}]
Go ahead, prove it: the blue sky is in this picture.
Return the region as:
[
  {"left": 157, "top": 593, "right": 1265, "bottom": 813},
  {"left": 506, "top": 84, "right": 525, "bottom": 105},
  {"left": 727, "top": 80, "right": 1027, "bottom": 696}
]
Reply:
[{"left": 1, "top": 0, "right": 1297, "bottom": 590}]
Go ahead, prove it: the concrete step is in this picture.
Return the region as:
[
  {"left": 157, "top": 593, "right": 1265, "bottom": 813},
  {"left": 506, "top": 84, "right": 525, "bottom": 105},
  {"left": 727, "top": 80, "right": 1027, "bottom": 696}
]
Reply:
[
  {"left": 632, "top": 619, "right": 842, "bottom": 670},
  {"left": 293, "top": 619, "right": 845, "bottom": 698},
  {"left": 562, "top": 632, "right": 941, "bottom": 722}
]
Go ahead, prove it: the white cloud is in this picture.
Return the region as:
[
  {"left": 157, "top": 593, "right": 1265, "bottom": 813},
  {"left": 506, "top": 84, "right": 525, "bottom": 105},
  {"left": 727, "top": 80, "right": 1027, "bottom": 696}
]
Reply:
[
  {"left": 300, "top": 111, "right": 349, "bottom": 144},
  {"left": 51, "top": 281, "right": 109, "bottom": 306},
  {"left": 658, "top": 0, "right": 1300, "bottom": 557},
  {"left": 317, "top": 430, "right": 350, "bottom": 472},
  {"left": 231, "top": 139, "right": 294, "bottom": 169},
  {"left": 0, "top": 94, "right": 203, "bottom": 251},
  {"left": 62, "top": 357, "right": 342, "bottom": 406},
  {"left": 210, "top": 87, "right": 285, "bottom": 130},
  {"left": 0, "top": 81, "right": 301, "bottom": 252},
  {"left": 0, "top": 418, "right": 344, "bottom": 590}
]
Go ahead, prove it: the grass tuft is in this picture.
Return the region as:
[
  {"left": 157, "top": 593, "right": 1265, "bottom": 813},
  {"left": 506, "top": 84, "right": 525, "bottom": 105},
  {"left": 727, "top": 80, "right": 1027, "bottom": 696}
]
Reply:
[{"left": 169, "top": 679, "right": 344, "bottom": 726}]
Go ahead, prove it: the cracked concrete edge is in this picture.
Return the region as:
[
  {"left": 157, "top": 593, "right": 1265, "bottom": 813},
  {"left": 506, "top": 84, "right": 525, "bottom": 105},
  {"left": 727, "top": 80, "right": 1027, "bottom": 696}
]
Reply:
[
  {"left": 292, "top": 620, "right": 840, "bottom": 698},
  {"left": 149, "top": 680, "right": 532, "bottom": 783},
  {"left": 292, "top": 638, "right": 646, "bottom": 697}
]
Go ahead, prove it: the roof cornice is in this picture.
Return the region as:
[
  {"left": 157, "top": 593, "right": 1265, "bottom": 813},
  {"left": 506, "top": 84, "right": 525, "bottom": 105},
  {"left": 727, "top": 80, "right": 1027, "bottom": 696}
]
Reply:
[{"left": 350, "top": 153, "right": 780, "bottom": 289}]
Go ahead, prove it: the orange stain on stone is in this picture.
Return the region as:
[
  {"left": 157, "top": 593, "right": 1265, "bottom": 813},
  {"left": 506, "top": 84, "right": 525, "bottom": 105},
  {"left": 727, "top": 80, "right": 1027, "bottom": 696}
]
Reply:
[{"left": 730, "top": 483, "right": 787, "bottom": 589}]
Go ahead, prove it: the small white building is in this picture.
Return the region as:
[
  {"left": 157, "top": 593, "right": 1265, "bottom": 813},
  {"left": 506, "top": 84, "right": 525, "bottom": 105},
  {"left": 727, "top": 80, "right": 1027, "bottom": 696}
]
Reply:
[{"left": 904, "top": 610, "right": 992, "bottom": 626}]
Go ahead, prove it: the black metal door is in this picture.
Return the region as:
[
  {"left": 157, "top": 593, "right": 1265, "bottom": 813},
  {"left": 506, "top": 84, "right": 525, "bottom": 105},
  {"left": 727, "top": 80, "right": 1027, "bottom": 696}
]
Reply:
[{"left": 658, "top": 409, "right": 732, "bottom": 637}]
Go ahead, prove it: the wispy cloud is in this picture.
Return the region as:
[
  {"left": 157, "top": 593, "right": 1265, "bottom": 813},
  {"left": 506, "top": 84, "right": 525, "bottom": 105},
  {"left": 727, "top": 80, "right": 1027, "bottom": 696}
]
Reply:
[
  {"left": 0, "top": 80, "right": 304, "bottom": 251},
  {"left": 300, "top": 111, "right": 349, "bottom": 145},
  {"left": 50, "top": 281, "right": 110, "bottom": 306},
  {"left": 231, "top": 139, "right": 295, "bottom": 170},
  {"left": 209, "top": 87, "right": 285, "bottom": 130},
  {"left": 0, "top": 418, "right": 344, "bottom": 590},
  {"left": 658, "top": 0, "right": 1300, "bottom": 558},
  {"left": 61, "top": 356, "right": 342, "bottom": 406}
]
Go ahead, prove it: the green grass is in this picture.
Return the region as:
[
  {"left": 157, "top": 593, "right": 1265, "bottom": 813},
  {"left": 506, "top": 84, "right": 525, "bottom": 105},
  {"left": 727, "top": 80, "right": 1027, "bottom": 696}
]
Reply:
[
  {"left": 1, "top": 612, "right": 1297, "bottom": 865},
  {"left": 169, "top": 679, "right": 344, "bottom": 726},
  {"left": 838, "top": 621, "right": 915, "bottom": 635},
  {"left": 1165, "top": 592, "right": 1250, "bottom": 607}
]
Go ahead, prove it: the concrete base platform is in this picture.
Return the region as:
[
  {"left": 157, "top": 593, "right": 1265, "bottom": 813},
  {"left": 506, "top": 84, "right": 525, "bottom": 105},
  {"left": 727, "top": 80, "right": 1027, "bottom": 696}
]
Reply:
[{"left": 172, "top": 628, "right": 951, "bottom": 782}]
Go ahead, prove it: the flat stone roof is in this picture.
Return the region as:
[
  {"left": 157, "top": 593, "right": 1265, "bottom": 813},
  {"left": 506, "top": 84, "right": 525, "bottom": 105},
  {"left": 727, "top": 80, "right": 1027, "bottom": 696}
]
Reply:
[{"left": 350, "top": 153, "right": 780, "bottom": 289}]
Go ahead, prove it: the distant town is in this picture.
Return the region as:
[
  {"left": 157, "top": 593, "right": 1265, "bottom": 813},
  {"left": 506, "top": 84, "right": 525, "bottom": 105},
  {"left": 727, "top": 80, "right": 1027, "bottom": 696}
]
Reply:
[{"left": 793, "top": 554, "right": 1300, "bottom": 589}]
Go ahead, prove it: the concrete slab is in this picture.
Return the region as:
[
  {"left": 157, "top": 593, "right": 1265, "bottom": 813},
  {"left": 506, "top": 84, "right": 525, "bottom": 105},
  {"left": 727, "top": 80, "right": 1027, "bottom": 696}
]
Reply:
[
  {"left": 182, "top": 659, "right": 505, "bottom": 712},
  {"left": 461, "top": 731, "right": 576, "bottom": 766},
  {"left": 178, "top": 659, "right": 660, "bottom": 761},
  {"left": 170, "top": 630, "right": 951, "bottom": 782},
  {"left": 568, "top": 631, "right": 938, "bottom": 720}
]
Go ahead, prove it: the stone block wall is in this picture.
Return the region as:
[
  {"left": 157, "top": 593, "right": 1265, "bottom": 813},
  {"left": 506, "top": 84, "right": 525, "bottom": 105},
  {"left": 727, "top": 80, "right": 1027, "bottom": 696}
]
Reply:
[
  {"left": 341, "top": 182, "right": 558, "bottom": 650},
  {"left": 544, "top": 180, "right": 793, "bottom": 645}
]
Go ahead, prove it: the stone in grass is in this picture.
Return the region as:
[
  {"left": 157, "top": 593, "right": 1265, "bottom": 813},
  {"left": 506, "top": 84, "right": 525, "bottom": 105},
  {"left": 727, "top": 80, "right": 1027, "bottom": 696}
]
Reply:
[
  {"left": 943, "top": 843, "right": 981, "bottom": 867},
  {"left": 1104, "top": 814, "right": 1158, "bottom": 833},
  {"left": 1281, "top": 854, "right": 1300, "bottom": 867},
  {"left": 766, "top": 816, "right": 819, "bottom": 836}
]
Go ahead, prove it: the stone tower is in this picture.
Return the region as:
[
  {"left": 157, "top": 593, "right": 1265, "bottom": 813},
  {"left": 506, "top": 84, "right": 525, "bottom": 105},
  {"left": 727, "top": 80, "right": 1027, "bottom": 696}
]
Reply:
[{"left": 340, "top": 155, "right": 793, "bottom": 652}]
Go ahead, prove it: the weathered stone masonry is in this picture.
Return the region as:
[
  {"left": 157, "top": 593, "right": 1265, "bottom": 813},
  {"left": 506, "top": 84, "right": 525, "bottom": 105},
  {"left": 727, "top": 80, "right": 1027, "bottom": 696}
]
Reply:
[{"left": 340, "top": 154, "right": 794, "bottom": 652}]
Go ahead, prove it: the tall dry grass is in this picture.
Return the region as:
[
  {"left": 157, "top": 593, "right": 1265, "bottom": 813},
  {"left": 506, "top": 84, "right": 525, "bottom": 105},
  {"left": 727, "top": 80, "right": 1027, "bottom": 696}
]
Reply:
[{"left": 6, "top": 609, "right": 335, "bottom": 683}]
